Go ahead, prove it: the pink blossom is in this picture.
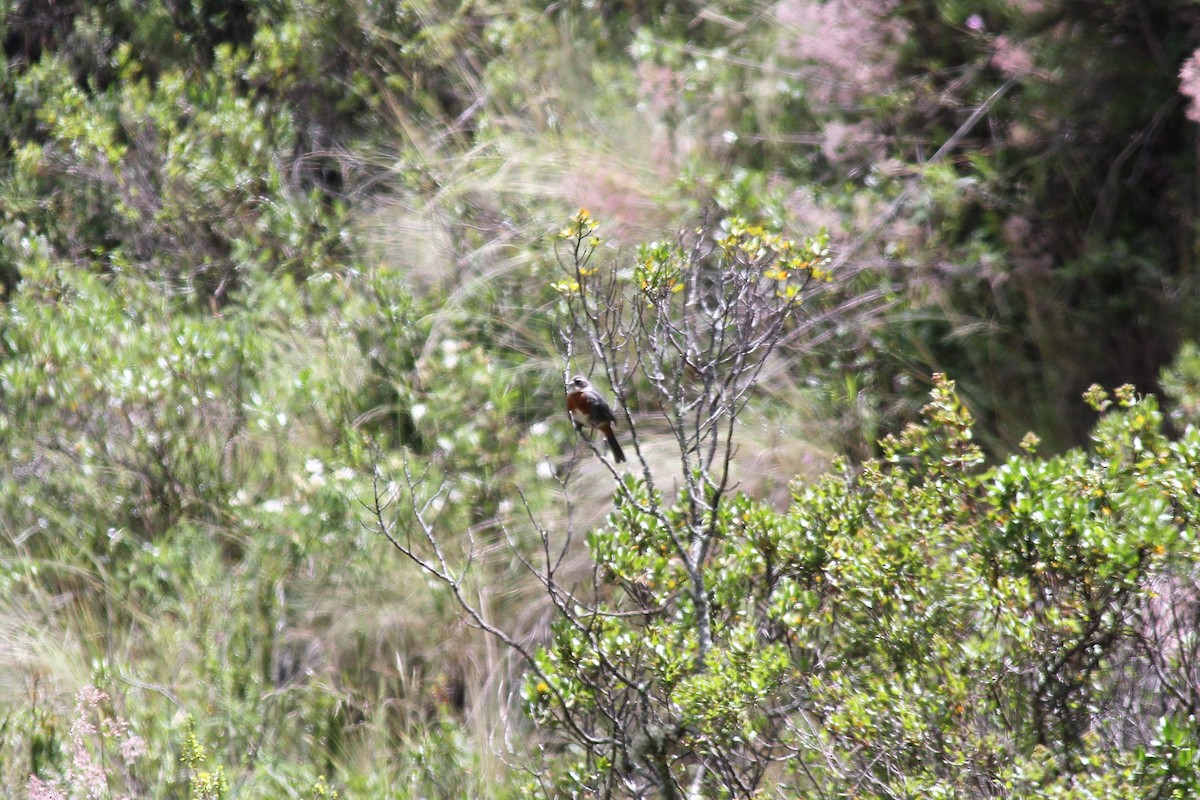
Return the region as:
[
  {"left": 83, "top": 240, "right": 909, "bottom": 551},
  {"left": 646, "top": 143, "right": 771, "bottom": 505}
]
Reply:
[
  {"left": 102, "top": 715, "right": 129, "bottom": 740},
  {"left": 26, "top": 776, "right": 66, "bottom": 800},
  {"left": 784, "top": 189, "right": 845, "bottom": 240},
  {"left": 966, "top": 14, "right": 985, "bottom": 32},
  {"left": 776, "top": 0, "right": 911, "bottom": 109},
  {"left": 69, "top": 759, "right": 108, "bottom": 800},
  {"left": 70, "top": 713, "right": 97, "bottom": 740},
  {"left": 993, "top": 36, "right": 1035, "bottom": 77},
  {"left": 66, "top": 739, "right": 108, "bottom": 800},
  {"left": 636, "top": 62, "right": 680, "bottom": 116},
  {"left": 120, "top": 734, "right": 148, "bottom": 765},
  {"left": 821, "top": 120, "right": 881, "bottom": 164},
  {"left": 74, "top": 686, "right": 109, "bottom": 712},
  {"left": 1180, "top": 50, "right": 1200, "bottom": 123},
  {"left": 67, "top": 686, "right": 111, "bottom": 799}
]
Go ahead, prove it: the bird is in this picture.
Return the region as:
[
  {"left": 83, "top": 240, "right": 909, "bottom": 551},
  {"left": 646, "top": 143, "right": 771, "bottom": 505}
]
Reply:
[{"left": 565, "top": 375, "right": 627, "bottom": 463}]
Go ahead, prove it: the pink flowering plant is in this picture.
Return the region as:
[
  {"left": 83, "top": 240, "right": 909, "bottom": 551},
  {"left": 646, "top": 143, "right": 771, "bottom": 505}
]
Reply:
[
  {"left": 25, "top": 686, "right": 146, "bottom": 800},
  {"left": 1180, "top": 50, "right": 1200, "bottom": 123}
]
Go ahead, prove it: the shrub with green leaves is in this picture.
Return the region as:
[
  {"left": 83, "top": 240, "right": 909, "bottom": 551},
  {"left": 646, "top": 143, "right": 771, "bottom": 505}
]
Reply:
[{"left": 512, "top": 375, "right": 1200, "bottom": 797}]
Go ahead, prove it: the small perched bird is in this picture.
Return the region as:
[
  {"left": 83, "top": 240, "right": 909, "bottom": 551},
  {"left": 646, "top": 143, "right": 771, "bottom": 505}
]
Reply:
[{"left": 565, "top": 375, "right": 627, "bottom": 463}]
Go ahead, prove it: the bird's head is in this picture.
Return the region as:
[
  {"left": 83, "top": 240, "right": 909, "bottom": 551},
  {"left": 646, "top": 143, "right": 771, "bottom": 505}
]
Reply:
[{"left": 566, "top": 375, "right": 590, "bottom": 391}]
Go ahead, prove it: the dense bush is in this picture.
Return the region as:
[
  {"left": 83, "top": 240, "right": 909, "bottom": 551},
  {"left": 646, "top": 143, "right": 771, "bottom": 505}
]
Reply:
[{"left": 556, "top": 375, "right": 1200, "bottom": 797}]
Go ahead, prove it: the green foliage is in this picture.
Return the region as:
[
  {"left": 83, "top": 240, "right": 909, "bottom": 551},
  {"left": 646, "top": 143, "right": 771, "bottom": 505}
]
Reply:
[
  {"left": 1160, "top": 340, "right": 1200, "bottom": 427},
  {"left": 523, "top": 375, "right": 1200, "bottom": 796},
  {"left": 7, "top": 0, "right": 1200, "bottom": 797},
  {"left": 182, "top": 719, "right": 231, "bottom": 800},
  {"left": 4, "top": 44, "right": 351, "bottom": 307}
]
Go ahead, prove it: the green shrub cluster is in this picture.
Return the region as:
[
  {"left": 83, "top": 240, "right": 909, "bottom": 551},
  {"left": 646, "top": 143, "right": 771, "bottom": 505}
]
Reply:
[{"left": 522, "top": 376, "right": 1200, "bottom": 797}]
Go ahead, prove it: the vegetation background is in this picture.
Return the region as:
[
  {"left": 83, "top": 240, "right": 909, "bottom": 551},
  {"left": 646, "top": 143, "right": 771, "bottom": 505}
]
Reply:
[{"left": 4, "top": 0, "right": 1200, "bottom": 797}]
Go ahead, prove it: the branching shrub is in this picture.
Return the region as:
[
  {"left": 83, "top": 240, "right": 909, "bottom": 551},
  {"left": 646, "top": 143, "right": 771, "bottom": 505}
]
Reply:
[
  {"left": 369, "top": 211, "right": 831, "bottom": 797},
  {"left": 369, "top": 214, "right": 1200, "bottom": 798}
]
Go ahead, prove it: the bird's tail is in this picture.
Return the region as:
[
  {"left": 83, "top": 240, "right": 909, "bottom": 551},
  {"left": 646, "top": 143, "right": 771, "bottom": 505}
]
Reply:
[{"left": 605, "top": 429, "right": 626, "bottom": 463}]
